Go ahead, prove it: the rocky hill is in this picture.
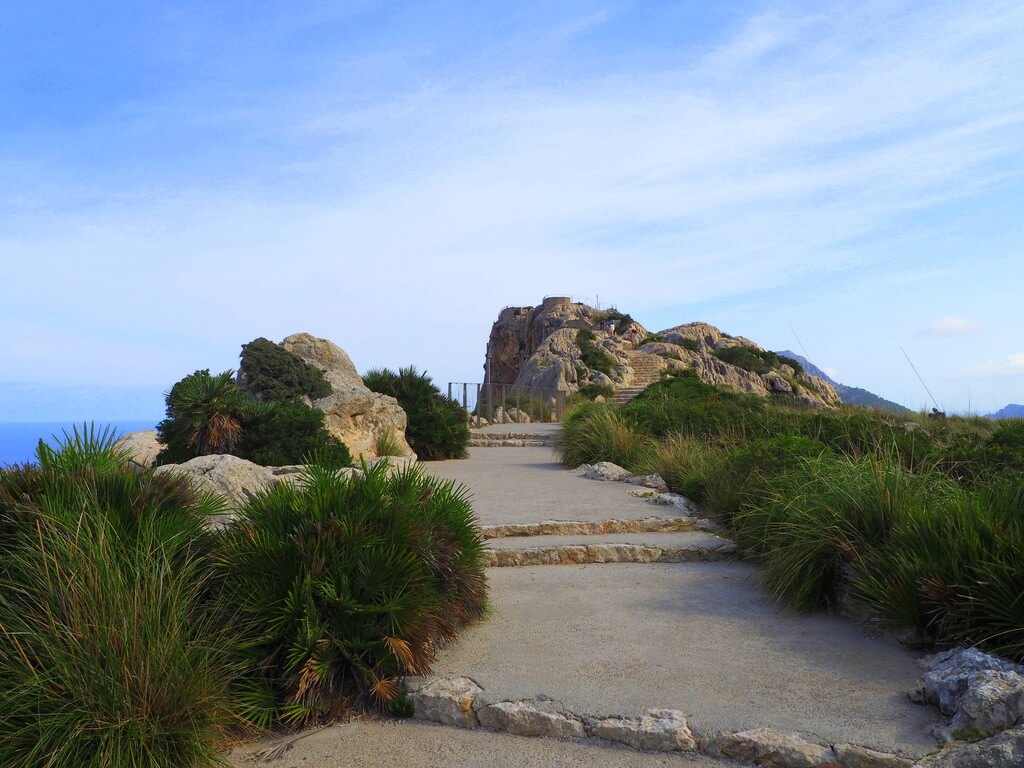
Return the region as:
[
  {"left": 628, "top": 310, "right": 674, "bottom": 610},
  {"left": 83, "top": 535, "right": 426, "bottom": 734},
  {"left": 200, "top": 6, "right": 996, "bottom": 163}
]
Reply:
[
  {"left": 986, "top": 404, "right": 1024, "bottom": 420},
  {"left": 773, "top": 350, "right": 912, "bottom": 414},
  {"left": 483, "top": 298, "right": 840, "bottom": 408}
]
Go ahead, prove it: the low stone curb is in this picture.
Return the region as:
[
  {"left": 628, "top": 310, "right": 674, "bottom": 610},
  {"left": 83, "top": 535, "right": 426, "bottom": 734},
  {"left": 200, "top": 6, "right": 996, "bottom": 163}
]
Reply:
[
  {"left": 481, "top": 516, "right": 699, "bottom": 539},
  {"left": 469, "top": 439, "right": 553, "bottom": 448},
  {"left": 483, "top": 540, "right": 737, "bottom": 567},
  {"left": 404, "top": 677, "right": 915, "bottom": 768}
]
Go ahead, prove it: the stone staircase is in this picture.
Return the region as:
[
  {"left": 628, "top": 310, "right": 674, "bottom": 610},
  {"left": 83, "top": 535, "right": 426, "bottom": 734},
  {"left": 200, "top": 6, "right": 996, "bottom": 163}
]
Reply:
[{"left": 611, "top": 351, "right": 665, "bottom": 406}]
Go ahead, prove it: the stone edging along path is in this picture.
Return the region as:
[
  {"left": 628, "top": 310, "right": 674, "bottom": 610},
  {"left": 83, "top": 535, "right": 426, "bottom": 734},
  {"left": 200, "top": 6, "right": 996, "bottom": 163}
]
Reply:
[
  {"left": 405, "top": 676, "right": 914, "bottom": 768},
  {"left": 483, "top": 538, "right": 736, "bottom": 567},
  {"left": 480, "top": 515, "right": 706, "bottom": 538}
]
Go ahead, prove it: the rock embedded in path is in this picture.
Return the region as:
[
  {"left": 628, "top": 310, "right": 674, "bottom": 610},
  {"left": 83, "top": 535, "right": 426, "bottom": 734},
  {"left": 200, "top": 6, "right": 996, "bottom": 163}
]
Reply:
[
  {"left": 583, "top": 461, "right": 632, "bottom": 482},
  {"left": 835, "top": 743, "right": 913, "bottom": 768},
  {"left": 477, "top": 700, "right": 585, "bottom": 739},
  {"left": 708, "top": 728, "right": 837, "bottom": 768},
  {"left": 912, "top": 647, "right": 1024, "bottom": 736},
  {"left": 911, "top": 726, "right": 1024, "bottom": 767},
  {"left": 588, "top": 708, "right": 697, "bottom": 752},
  {"left": 409, "top": 677, "right": 482, "bottom": 728}
]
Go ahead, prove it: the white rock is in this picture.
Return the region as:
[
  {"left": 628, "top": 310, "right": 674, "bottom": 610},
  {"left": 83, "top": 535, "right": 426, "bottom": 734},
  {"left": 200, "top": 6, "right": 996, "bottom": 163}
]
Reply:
[
  {"left": 622, "top": 472, "right": 668, "bottom": 492},
  {"left": 584, "top": 461, "right": 631, "bottom": 482},
  {"left": 154, "top": 454, "right": 284, "bottom": 510},
  {"left": 710, "top": 728, "right": 837, "bottom": 768},
  {"left": 477, "top": 700, "right": 584, "bottom": 739},
  {"left": 410, "top": 677, "right": 482, "bottom": 728},
  {"left": 116, "top": 429, "right": 162, "bottom": 470},
  {"left": 589, "top": 708, "right": 696, "bottom": 752},
  {"left": 951, "top": 670, "right": 1024, "bottom": 734},
  {"left": 912, "top": 647, "right": 1024, "bottom": 735}
]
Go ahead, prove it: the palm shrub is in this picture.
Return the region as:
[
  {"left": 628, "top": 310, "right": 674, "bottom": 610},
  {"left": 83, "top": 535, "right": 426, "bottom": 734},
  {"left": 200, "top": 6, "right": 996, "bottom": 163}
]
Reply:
[
  {"left": 217, "top": 461, "right": 486, "bottom": 726},
  {"left": 363, "top": 366, "right": 469, "bottom": 460},
  {"left": 157, "top": 370, "right": 351, "bottom": 467},
  {"left": 0, "top": 428, "right": 234, "bottom": 768},
  {"left": 157, "top": 370, "right": 249, "bottom": 463}
]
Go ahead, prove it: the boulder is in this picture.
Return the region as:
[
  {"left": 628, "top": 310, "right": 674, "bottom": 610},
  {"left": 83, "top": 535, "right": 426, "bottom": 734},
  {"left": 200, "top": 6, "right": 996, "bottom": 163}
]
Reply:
[
  {"left": 763, "top": 371, "right": 794, "bottom": 394},
  {"left": 506, "top": 408, "right": 532, "bottom": 424},
  {"left": 409, "top": 677, "right": 482, "bottom": 728},
  {"left": 278, "top": 333, "right": 414, "bottom": 460},
  {"left": 153, "top": 454, "right": 305, "bottom": 512},
  {"left": 835, "top": 743, "right": 912, "bottom": 768},
  {"left": 912, "top": 647, "right": 1024, "bottom": 735},
  {"left": 116, "top": 429, "right": 162, "bottom": 470},
  {"left": 583, "top": 462, "right": 631, "bottom": 482}
]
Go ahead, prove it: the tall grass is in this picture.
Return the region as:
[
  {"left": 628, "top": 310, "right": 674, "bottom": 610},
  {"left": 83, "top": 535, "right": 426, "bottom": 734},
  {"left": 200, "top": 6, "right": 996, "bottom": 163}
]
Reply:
[
  {"left": 556, "top": 402, "right": 657, "bottom": 470},
  {"left": 559, "top": 378, "right": 1024, "bottom": 660},
  {"left": 0, "top": 431, "right": 234, "bottom": 768}
]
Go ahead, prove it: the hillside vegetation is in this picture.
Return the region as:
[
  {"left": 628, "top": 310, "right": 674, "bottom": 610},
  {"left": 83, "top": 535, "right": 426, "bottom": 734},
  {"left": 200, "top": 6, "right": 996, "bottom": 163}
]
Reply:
[{"left": 558, "top": 371, "right": 1024, "bottom": 661}]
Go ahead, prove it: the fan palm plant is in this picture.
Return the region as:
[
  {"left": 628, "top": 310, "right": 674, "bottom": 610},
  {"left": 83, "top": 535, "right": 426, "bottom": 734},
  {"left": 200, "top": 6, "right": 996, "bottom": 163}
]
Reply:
[
  {"left": 157, "top": 370, "right": 248, "bottom": 462},
  {"left": 218, "top": 460, "right": 486, "bottom": 726}
]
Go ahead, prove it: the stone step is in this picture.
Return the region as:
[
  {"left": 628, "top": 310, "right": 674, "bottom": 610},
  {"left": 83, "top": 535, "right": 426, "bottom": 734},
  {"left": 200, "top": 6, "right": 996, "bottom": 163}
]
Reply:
[
  {"left": 483, "top": 530, "right": 737, "bottom": 567},
  {"left": 481, "top": 515, "right": 701, "bottom": 539}
]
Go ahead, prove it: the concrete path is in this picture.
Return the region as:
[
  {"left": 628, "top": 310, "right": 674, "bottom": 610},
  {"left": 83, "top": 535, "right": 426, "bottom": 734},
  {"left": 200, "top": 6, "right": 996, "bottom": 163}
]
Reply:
[
  {"left": 425, "top": 446, "right": 667, "bottom": 526},
  {"left": 430, "top": 562, "right": 939, "bottom": 755},
  {"left": 422, "top": 441, "right": 942, "bottom": 758},
  {"left": 229, "top": 720, "right": 740, "bottom": 768}
]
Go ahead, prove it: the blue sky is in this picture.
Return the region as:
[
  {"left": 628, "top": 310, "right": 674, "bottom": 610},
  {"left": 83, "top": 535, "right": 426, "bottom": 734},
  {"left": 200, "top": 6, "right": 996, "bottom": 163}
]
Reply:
[{"left": 1, "top": 0, "right": 1022, "bottom": 419}]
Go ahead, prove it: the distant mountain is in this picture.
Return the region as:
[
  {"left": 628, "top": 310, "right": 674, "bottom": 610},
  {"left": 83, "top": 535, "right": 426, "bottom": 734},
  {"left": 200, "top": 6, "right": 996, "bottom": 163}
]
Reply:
[
  {"left": 985, "top": 404, "right": 1024, "bottom": 420},
  {"left": 774, "top": 351, "right": 913, "bottom": 414}
]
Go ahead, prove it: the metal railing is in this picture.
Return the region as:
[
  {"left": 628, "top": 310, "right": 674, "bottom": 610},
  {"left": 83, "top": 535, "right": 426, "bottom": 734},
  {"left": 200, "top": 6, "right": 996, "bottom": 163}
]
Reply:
[{"left": 447, "top": 382, "right": 569, "bottom": 425}]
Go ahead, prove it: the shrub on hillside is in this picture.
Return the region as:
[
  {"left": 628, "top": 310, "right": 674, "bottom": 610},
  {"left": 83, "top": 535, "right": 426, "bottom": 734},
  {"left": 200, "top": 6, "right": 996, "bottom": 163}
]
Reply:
[
  {"left": 236, "top": 400, "right": 352, "bottom": 468},
  {"left": 577, "top": 382, "right": 615, "bottom": 401},
  {"left": 577, "top": 329, "right": 616, "bottom": 377},
  {"left": 712, "top": 345, "right": 781, "bottom": 375},
  {"left": 680, "top": 338, "right": 701, "bottom": 353},
  {"left": 218, "top": 462, "right": 487, "bottom": 725},
  {"left": 239, "top": 337, "right": 332, "bottom": 403},
  {"left": 363, "top": 367, "right": 469, "bottom": 460},
  {"left": 621, "top": 371, "right": 772, "bottom": 439},
  {"left": 0, "top": 429, "right": 233, "bottom": 768}
]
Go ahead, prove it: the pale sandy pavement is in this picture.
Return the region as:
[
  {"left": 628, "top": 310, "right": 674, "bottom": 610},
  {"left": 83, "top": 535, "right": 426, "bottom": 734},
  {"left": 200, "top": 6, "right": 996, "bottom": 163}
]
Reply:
[{"left": 229, "top": 719, "right": 741, "bottom": 768}]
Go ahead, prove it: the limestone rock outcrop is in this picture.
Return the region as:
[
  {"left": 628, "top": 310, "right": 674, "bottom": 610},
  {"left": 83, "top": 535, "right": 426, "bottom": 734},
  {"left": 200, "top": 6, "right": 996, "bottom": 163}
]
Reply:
[
  {"left": 260, "top": 333, "right": 413, "bottom": 460},
  {"left": 116, "top": 429, "right": 162, "bottom": 470},
  {"left": 153, "top": 454, "right": 306, "bottom": 515},
  {"left": 482, "top": 299, "right": 840, "bottom": 408}
]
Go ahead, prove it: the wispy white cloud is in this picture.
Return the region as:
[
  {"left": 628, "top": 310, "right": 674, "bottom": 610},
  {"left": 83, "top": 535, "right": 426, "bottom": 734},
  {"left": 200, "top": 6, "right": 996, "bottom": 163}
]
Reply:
[
  {"left": 1, "top": 1, "right": 1023, "bottom": 412},
  {"left": 926, "top": 316, "right": 985, "bottom": 336},
  {"left": 959, "top": 353, "right": 1024, "bottom": 378}
]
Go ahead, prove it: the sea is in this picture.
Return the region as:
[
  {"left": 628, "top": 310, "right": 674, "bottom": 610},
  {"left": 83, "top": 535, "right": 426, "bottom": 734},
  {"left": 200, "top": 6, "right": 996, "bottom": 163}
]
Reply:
[{"left": 0, "top": 421, "right": 157, "bottom": 467}]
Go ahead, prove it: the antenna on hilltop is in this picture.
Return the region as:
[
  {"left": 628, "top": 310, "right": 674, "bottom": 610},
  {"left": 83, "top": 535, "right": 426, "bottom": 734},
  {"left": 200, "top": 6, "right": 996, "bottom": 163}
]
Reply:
[
  {"left": 789, "top": 325, "right": 813, "bottom": 363},
  {"left": 901, "top": 347, "right": 942, "bottom": 413}
]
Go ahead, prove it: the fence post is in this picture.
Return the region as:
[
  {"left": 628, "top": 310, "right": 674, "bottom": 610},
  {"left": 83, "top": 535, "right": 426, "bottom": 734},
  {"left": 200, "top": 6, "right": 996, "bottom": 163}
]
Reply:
[
  {"left": 475, "top": 384, "right": 481, "bottom": 427},
  {"left": 462, "top": 383, "right": 468, "bottom": 415},
  {"left": 448, "top": 382, "right": 452, "bottom": 400}
]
